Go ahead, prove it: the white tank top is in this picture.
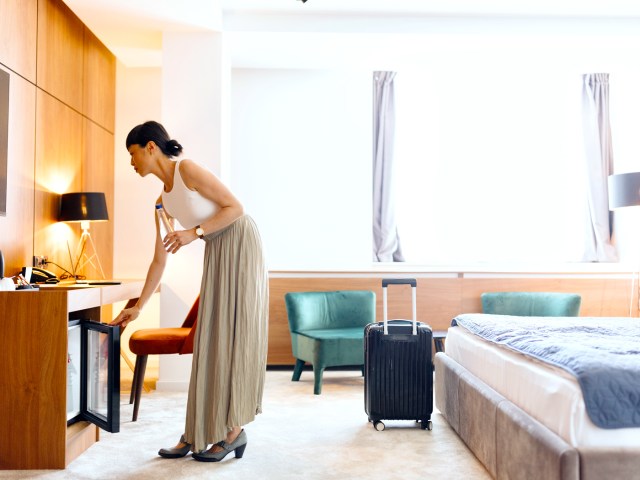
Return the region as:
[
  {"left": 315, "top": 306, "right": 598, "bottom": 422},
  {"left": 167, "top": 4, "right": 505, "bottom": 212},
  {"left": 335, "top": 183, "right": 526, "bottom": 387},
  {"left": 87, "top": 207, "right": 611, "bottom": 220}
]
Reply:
[{"left": 161, "top": 160, "right": 220, "bottom": 229}]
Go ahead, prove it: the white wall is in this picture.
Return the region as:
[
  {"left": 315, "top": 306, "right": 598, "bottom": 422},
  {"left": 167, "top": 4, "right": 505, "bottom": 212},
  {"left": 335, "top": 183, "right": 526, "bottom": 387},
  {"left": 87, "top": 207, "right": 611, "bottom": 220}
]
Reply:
[
  {"left": 155, "top": 32, "right": 229, "bottom": 390},
  {"left": 113, "top": 64, "right": 163, "bottom": 371},
  {"left": 230, "top": 68, "right": 373, "bottom": 270},
  {"left": 114, "top": 65, "right": 163, "bottom": 278}
]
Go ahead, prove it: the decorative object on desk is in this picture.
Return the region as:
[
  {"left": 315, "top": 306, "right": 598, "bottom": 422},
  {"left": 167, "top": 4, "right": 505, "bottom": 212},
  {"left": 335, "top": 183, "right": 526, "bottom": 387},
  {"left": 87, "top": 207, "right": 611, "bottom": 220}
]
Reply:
[
  {"left": 608, "top": 172, "right": 640, "bottom": 315},
  {"left": 14, "top": 273, "right": 35, "bottom": 289},
  {"left": 58, "top": 192, "right": 109, "bottom": 279}
]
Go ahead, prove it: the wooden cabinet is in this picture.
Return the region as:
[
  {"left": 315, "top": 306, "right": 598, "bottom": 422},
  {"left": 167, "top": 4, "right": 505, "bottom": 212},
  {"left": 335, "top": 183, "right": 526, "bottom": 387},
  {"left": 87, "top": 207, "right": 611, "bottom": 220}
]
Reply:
[{"left": 0, "top": 281, "right": 143, "bottom": 470}]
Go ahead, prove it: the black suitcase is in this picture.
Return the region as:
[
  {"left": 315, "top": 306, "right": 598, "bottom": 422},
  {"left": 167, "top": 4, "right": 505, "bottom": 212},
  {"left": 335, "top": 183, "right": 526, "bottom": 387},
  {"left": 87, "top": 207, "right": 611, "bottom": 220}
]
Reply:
[{"left": 364, "top": 278, "right": 433, "bottom": 431}]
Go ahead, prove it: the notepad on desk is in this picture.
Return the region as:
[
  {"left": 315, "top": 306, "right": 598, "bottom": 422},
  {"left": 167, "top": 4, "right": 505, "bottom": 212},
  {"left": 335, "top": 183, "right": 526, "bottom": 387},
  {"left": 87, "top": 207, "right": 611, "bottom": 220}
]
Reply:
[{"left": 75, "top": 280, "right": 122, "bottom": 285}]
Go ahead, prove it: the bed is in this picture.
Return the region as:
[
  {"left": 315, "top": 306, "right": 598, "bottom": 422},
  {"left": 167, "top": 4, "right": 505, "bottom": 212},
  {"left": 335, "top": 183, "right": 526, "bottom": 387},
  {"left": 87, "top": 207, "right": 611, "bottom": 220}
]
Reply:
[{"left": 434, "top": 313, "right": 640, "bottom": 480}]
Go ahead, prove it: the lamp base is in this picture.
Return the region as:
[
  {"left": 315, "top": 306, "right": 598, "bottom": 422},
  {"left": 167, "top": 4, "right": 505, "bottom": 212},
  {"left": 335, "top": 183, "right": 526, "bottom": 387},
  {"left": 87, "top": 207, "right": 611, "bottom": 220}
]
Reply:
[{"left": 68, "top": 227, "right": 106, "bottom": 280}]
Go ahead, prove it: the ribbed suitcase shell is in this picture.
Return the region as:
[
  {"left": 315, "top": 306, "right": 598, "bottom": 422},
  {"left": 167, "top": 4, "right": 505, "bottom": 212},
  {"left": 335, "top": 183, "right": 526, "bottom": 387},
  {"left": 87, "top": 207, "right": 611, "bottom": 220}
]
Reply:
[{"left": 364, "top": 320, "right": 433, "bottom": 426}]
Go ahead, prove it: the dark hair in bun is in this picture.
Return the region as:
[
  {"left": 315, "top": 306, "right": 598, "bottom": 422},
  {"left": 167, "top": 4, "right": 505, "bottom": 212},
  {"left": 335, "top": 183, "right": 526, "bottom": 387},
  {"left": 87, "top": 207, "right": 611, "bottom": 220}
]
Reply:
[{"left": 126, "top": 121, "right": 183, "bottom": 158}]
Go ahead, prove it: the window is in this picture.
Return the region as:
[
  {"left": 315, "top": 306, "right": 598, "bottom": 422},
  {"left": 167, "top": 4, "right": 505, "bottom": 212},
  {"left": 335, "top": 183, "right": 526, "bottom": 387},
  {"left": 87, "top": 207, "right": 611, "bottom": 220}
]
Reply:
[{"left": 393, "top": 69, "right": 588, "bottom": 264}]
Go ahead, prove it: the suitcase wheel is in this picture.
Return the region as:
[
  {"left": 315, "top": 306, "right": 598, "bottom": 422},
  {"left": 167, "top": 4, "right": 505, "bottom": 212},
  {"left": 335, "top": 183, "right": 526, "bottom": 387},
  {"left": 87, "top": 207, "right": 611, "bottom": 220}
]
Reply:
[
  {"left": 373, "top": 421, "right": 385, "bottom": 431},
  {"left": 420, "top": 420, "right": 433, "bottom": 431}
]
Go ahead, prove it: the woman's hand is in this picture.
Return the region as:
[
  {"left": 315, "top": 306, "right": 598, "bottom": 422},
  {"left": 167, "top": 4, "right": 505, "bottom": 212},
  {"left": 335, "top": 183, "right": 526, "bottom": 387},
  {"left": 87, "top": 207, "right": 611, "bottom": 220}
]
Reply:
[
  {"left": 111, "top": 305, "right": 141, "bottom": 330},
  {"left": 162, "top": 229, "right": 199, "bottom": 254}
]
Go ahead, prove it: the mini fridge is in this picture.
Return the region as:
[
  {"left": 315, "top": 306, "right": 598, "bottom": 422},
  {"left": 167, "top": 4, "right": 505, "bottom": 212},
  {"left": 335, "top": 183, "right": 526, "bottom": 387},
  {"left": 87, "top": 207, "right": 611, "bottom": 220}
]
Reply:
[{"left": 67, "top": 319, "right": 120, "bottom": 433}]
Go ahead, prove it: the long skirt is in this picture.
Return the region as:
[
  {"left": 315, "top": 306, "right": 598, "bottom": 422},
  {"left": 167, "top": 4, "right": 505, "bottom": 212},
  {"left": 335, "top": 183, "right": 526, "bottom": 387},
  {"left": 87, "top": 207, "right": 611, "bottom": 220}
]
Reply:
[{"left": 184, "top": 215, "right": 268, "bottom": 452}]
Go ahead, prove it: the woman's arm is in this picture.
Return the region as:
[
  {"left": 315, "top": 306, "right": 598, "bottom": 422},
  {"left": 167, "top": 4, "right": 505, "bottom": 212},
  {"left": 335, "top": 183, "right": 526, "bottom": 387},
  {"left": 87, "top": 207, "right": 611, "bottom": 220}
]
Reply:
[{"left": 111, "top": 198, "right": 169, "bottom": 329}]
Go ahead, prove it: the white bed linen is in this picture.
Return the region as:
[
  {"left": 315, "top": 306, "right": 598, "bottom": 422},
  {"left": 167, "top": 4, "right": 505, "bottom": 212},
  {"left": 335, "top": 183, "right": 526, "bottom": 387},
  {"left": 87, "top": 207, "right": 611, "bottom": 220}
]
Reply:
[{"left": 445, "top": 325, "right": 640, "bottom": 448}]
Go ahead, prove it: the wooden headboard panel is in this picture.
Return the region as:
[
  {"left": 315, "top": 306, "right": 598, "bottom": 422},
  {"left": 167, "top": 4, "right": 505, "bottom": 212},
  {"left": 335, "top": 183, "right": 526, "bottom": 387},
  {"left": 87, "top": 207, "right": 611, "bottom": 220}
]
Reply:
[{"left": 267, "top": 272, "right": 633, "bottom": 364}]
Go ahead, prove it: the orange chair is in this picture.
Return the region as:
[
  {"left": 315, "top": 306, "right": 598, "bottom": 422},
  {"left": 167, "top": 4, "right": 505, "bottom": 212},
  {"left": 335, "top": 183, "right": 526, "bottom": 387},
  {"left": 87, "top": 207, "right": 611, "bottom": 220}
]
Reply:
[{"left": 128, "top": 296, "right": 199, "bottom": 421}]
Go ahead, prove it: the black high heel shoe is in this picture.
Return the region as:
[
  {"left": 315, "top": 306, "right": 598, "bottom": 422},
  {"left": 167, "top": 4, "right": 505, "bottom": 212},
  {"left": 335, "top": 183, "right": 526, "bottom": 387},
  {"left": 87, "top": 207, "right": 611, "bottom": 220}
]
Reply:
[
  {"left": 158, "top": 434, "right": 192, "bottom": 458},
  {"left": 192, "top": 430, "right": 247, "bottom": 462}
]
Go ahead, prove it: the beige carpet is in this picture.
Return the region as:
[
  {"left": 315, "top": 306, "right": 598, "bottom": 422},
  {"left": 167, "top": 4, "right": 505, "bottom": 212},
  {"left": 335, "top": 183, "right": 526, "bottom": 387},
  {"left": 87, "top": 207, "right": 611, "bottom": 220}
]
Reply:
[{"left": 1, "top": 370, "right": 490, "bottom": 480}]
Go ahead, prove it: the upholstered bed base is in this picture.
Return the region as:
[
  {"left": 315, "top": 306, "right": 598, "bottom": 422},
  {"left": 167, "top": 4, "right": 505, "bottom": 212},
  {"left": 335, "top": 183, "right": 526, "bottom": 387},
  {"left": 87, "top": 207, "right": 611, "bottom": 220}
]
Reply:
[{"left": 434, "top": 353, "right": 640, "bottom": 480}]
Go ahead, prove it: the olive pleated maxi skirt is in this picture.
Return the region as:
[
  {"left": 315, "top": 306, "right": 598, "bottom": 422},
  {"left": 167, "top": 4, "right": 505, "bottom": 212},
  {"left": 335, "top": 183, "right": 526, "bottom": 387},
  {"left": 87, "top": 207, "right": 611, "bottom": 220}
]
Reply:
[{"left": 184, "top": 215, "right": 269, "bottom": 452}]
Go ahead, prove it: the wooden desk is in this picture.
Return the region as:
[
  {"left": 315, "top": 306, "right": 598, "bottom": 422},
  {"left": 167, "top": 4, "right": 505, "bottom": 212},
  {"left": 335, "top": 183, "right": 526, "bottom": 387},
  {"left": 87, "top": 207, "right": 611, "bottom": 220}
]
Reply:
[{"left": 0, "top": 280, "right": 144, "bottom": 470}]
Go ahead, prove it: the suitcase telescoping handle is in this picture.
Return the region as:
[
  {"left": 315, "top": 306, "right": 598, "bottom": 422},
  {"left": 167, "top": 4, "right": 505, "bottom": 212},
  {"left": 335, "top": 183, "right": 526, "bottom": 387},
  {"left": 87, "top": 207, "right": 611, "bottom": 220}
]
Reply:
[{"left": 382, "top": 278, "right": 417, "bottom": 335}]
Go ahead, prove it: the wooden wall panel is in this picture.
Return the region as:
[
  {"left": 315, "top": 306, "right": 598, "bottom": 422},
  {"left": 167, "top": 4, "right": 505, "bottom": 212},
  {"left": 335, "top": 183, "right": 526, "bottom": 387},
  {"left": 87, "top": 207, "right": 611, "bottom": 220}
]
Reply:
[
  {"left": 37, "top": 0, "right": 84, "bottom": 112},
  {"left": 0, "top": 69, "right": 36, "bottom": 277},
  {"left": 83, "top": 28, "right": 115, "bottom": 131},
  {"left": 82, "top": 119, "right": 114, "bottom": 279},
  {"left": 267, "top": 274, "right": 636, "bottom": 365},
  {"left": 34, "top": 90, "right": 83, "bottom": 276},
  {"left": 0, "top": 0, "right": 37, "bottom": 81},
  {"left": 0, "top": 0, "right": 117, "bottom": 283},
  {"left": 461, "top": 276, "right": 634, "bottom": 317}
]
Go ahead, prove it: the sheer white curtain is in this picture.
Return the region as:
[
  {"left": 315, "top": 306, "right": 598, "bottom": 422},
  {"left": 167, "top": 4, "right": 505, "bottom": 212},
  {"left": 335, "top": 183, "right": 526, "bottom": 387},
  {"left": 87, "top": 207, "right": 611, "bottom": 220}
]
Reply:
[
  {"left": 372, "top": 71, "right": 404, "bottom": 262},
  {"left": 581, "top": 73, "right": 618, "bottom": 262}
]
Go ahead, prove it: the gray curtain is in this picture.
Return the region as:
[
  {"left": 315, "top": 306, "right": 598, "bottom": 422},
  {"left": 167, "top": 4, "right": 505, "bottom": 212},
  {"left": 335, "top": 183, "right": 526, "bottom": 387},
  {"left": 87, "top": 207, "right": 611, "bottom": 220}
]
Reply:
[
  {"left": 581, "top": 73, "right": 617, "bottom": 262},
  {"left": 372, "top": 71, "right": 404, "bottom": 262}
]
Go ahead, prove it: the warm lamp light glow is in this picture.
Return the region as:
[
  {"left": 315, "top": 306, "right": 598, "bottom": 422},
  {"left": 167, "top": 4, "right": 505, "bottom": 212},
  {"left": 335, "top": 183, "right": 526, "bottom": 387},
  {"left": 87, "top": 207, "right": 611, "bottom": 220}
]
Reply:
[
  {"left": 38, "top": 173, "right": 74, "bottom": 195},
  {"left": 49, "top": 221, "right": 73, "bottom": 244}
]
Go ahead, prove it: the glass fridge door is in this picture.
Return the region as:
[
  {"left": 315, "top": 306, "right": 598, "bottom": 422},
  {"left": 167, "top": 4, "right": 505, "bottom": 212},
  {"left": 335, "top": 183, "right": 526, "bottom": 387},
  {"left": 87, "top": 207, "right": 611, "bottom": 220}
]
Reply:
[
  {"left": 67, "top": 322, "right": 82, "bottom": 421},
  {"left": 81, "top": 321, "right": 120, "bottom": 433}
]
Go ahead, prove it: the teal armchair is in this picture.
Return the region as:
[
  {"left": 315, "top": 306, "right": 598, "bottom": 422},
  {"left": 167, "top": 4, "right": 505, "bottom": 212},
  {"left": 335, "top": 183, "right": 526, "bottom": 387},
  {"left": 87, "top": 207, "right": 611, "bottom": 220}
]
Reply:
[
  {"left": 481, "top": 292, "right": 581, "bottom": 317},
  {"left": 284, "top": 290, "right": 376, "bottom": 394}
]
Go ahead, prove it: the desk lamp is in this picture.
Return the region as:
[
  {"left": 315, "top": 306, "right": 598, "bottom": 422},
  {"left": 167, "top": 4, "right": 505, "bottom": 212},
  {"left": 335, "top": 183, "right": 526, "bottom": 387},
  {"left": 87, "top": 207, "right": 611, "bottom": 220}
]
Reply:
[
  {"left": 608, "top": 172, "right": 640, "bottom": 315},
  {"left": 58, "top": 192, "right": 108, "bottom": 279}
]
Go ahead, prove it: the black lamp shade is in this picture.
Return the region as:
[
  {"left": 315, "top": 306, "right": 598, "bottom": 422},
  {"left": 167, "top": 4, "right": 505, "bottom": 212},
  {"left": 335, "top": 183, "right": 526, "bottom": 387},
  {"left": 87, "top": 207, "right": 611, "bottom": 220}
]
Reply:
[
  {"left": 58, "top": 192, "right": 109, "bottom": 222},
  {"left": 608, "top": 173, "right": 640, "bottom": 210}
]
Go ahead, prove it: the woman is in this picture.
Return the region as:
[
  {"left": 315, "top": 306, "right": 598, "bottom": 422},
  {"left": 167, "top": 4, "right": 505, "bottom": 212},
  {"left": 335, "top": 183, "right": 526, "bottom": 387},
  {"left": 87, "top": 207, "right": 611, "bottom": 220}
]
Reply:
[{"left": 111, "top": 121, "right": 268, "bottom": 462}]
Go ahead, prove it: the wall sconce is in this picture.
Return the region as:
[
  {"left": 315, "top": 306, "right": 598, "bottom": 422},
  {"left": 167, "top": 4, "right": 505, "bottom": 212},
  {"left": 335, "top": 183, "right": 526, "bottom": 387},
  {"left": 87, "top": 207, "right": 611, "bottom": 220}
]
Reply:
[{"left": 58, "top": 192, "right": 108, "bottom": 280}]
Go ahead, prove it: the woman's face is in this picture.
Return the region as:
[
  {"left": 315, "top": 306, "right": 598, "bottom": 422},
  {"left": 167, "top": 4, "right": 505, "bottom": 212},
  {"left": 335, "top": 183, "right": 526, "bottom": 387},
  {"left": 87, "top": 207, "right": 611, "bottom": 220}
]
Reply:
[{"left": 128, "top": 143, "right": 150, "bottom": 176}]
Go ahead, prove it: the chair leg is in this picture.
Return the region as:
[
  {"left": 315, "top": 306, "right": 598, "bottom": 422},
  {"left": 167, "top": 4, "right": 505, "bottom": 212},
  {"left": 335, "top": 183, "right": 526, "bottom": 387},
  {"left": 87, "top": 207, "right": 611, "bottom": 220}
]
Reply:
[
  {"left": 131, "top": 355, "right": 148, "bottom": 422},
  {"left": 313, "top": 366, "right": 325, "bottom": 395},
  {"left": 292, "top": 359, "right": 305, "bottom": 381},
  {"left": 129, "top": 355, "right": 140, "bottom": 405}
]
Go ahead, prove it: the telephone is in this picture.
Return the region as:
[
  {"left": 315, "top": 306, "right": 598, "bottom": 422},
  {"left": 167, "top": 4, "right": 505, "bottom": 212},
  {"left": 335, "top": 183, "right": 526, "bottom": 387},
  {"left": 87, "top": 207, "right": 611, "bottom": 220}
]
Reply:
[{"left": 21, "top": 266, "right": 60, "bottom": 284}]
